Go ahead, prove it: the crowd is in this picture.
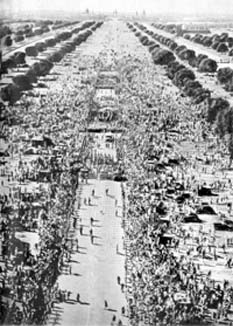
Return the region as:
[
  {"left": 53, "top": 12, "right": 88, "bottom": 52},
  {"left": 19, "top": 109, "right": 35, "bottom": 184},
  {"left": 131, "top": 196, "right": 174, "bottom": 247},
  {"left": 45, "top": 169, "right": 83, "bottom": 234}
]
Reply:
[
  {"left": 0, "top": 51, "right": 97, "bottom": 324},
  {"left": 115, "top": 50, "right": 233, "bottom": 325},
  {"left": 2, "top": 18, "right": 233, "bottom": 326}
]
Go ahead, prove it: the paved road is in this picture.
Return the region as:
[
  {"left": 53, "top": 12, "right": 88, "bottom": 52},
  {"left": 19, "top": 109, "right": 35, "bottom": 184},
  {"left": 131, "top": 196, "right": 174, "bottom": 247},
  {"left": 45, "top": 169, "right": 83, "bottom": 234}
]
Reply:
[
  {"left": 47, "top": 178, "right": 127, "bottom": 326},
  {"left": 48, "top": 131, "right": 128, "bottom": 326}
]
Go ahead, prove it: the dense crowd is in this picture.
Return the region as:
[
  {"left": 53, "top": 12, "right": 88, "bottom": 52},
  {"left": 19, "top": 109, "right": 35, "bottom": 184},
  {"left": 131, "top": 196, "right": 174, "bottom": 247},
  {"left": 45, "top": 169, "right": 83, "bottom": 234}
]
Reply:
[
  {"left": 116, "top": 52, "right": 233, "bottom": 325},
  {"left": 0, "top": 53, "right": 96, "bottom": 324},
  {"left": 1, "top": 18, "right": 233, "bottom": 326}
]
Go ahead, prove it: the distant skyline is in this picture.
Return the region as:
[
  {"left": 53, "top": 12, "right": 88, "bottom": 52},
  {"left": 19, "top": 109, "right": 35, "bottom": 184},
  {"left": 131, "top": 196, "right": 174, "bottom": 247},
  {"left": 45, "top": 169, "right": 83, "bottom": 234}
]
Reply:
[{"left": 1, "top": 0, "right": 233, "bottom": 17}]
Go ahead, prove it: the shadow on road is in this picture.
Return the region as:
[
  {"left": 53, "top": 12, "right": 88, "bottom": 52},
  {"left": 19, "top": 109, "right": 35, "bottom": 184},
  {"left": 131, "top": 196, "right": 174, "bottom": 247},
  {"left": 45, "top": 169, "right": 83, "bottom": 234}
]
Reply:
[
  {"left": 79, "top": 301, "right": 90, "bottom": 305},
  {"left": 73, "top": 272, "right": 82, "bottom": 277},
  {"left": 107, "top": 308, "right": 117, "bottom": 312}
]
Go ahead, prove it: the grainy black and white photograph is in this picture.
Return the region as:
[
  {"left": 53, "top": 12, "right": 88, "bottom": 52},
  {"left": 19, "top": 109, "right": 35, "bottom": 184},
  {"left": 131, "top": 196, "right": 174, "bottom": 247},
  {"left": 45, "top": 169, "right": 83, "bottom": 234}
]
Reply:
[{"left": 1, "top": 0, "right": 233, "bottom": 325}]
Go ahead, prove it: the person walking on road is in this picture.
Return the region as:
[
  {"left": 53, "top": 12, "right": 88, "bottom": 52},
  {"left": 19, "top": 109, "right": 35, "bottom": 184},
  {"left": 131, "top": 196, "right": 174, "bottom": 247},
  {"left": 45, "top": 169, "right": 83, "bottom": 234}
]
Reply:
[
  {"left": 73, "top": 217, "right": 77, "bottom": 228},
  {"left": 92, "top": 189, "right": 95, "bottom": 196},
  {"left": 105, "top": 188, "right": 109, "bottom": 196},
  {"left": 80, "top": 225, "right": 83, "bottom": 236},
  {"left": 104, "top": 300, "right": 108, "bottom": 309},
  {"left": 90, "top": 217, "right": 94, "bottom": 226},
  {"left": 76, "top": 293, "right": 80, "bottom": 303}
]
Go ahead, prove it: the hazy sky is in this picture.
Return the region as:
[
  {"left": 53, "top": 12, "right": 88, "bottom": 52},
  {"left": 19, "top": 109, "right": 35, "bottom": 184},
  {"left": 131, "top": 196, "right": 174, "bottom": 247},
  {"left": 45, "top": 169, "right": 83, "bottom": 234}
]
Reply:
[{"left": 1, "top": 0, "right": 233, "bottom": 15}]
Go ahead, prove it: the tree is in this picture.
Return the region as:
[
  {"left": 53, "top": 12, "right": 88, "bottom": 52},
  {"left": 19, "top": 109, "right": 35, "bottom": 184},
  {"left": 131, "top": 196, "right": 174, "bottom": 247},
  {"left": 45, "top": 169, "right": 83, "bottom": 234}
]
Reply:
[
  {"left": 202, "top": 36, "right": 212, "bottom": 47},
  {"left": 14, "top": 35, "right": 24, "bottom": 42},
  {"left": 198, "top": 58, "right": 218, "bottom": 73},
  {"left": 228, "top": 37, "right": 233, "bottom": 48},
  {"left": 0, "top": 83, "right": 21, "bottom": 104},
  {"left": 217, "top": 67, "right": 233, "bottom": 84},
  {"left": 175, "top": 45, "right": 187, "bottom": 56},
  {"left": 193, "top": 89, "right": 210, "bottom": 104},
  {"left": 184, "top": 34, "right": 191, "bottom": 40},
  {"left": 12, "top": 74, "right": 32, "bottom": 91},
  {"left": 31, "top": 59, "right": 53, "bottom": 76},
  {"left": 25, "top": 46, "right": 38, "bottom": 57},
  {"left": 45, "top": 38, "right": 56, "bottom": 47},
  {"left": 216, "top": 43, "right": 228, "bottom": 53},
  {"left": 169, "top": 41, "right": 178, "bottom": 51},
  {"left": 3, "top": 58, "right": 16, "bottom": 70},
  {"left": 219, "top": 32, "right": 228, "bottom": 42},
  {"left": 167, "top": 61, "right": 185, "bottom": 79},
  {"left": 207, "top": 97, "right": 230, "bottom": 123},
  {"left": 140, "top": 35, "right": 150, "bottom": 46},
  {"left": 173, "top": 68, "right": 195, "bottom": 87},
  {"left": 152, "top": 49, "right": 175, "bottom": 65},
  {"left": 183, "top": 80, "right": 202, "bottom": 96},
  {"left": 13, "top": 51, "right": 26, "bottom": 65},
  {"left": 212, "top": 42, "right": 220, "bottom": 50},
  {"left": 26, "top": 68, "right": 38, "bottom": 83},
  {"left": 48, "top": 51, "right": 63, "bottom": 63},
  {"left": 178, "top": 49, "right": 196, "bottom": 61},
  {"left": 35, "top": 42, "right": 46, "bottom": 52},
  {"left": 148, "top": 43, "right": 160, "bottom": 53},
  {"left": 4, "top": 35, "right": 12, "bottom": 46},
  {"left": 196, "top": 54, "right": 208, "bottom": 66}
]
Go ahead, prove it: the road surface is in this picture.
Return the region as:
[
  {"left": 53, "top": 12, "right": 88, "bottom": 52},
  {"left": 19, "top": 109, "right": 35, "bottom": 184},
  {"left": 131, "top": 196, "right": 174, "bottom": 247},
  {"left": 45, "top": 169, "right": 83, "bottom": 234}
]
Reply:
[{"left": 47, "top": 134, "right": 127, "bottom": 326}]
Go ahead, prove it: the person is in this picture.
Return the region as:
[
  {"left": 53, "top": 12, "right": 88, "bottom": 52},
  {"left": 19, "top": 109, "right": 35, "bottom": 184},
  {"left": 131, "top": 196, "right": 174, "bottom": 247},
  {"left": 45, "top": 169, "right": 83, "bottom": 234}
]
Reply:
[
  {"left": 80, "top": 225, "right": 83, "bottom": 236},
  {"left": 104, "top": 300, "right": 108, "bottom": 309},
  {"left": 73, "top": 217, "right": 77, "bottom": 228},
  {"left": 115, "top": 209, "right": 118, "bottom": 217},
  {"left": 92, "top": 189, "right": 95, "bottom": 196},
  {"left": 90, "top": 217, "right": 94, "bottom": 226},
  {"left": 106, "top": 188, "right": 109, "bottom": 196},
  {"left": 121, "top": 306, "right": 125, "bottom": 315},
  {"left": 90, "top": 228, "right": 93, "bottom": 237},
  {"left": 88, "top": 197, "right": 91, "bottom": 205},
  {"left": 117, "top": 276, "right": 121, "bottom": 284},
  {"left": 76, "top": 239, "right": 79, "bottom": 252},
  {"left": 76, "top": 293, "right": 80, "bottom": 303}
]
